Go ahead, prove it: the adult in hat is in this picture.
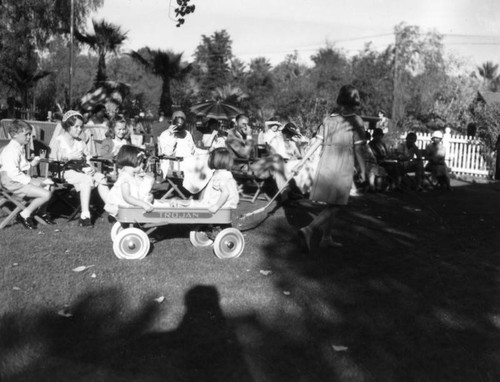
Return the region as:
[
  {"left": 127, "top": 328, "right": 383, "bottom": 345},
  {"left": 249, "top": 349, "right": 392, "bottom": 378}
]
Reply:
[{"left": 424, "top": 130, "right": 451, "bottom": 190}]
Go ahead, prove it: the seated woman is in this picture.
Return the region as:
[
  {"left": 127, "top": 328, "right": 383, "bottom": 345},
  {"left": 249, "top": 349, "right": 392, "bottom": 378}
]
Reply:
[
  {"left": 368, "top": 128, "right": 401, "bottom": 187},
  {"left": 157, "top": 110, "right": 196, "bottom": 176},
  {"left": 425, "top": 130, "right": 451, "bottom": 190},
  {"left": 49, "top": 110, "right": 109, "bottom": 227},
  {"left": 396, "top": 132, "right": 424, "bottom": 190}
]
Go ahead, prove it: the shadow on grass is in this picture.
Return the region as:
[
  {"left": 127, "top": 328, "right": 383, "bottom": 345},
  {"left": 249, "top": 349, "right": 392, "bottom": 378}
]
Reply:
[
  {"left": 255, "top": 183, "right": 500, "bottom": 381},
  {"left": 0, "top": 286, "right": 253, "bottom": 381}
]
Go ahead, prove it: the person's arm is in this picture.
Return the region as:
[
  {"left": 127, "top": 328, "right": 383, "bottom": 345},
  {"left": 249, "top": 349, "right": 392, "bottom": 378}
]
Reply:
[
  {"left": 158, "top": 129, "right": 177, "bottom": 156},
  {"left": 207, "top": 182, "right": 230, "bottom": 214},
  {"left": 121, "top": 182, "right": 154, "bottom": 212},
  {"left": 1, "top": 144, "right": 31, "bottom": 184},
  {"left": 352, "top": 116, "right": 366, "bottom": 182},
  {"left": 226, "top": 135, "right": 254, "bottom": 159}
]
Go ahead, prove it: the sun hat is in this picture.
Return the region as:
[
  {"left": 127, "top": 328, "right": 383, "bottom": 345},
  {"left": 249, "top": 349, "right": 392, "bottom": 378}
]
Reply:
[
  {"left": 62, "top": 110, "right": 83, "bottom": 122},
  {"left": 431, "top": 130, "right": 443, "bottom": 139},
  {"left": 265, "top": 120, "right": 282, "bottom": 129}
]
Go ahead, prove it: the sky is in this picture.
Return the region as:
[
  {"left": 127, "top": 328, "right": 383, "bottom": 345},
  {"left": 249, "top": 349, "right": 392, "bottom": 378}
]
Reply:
[{"left": 90, "top": 0, "right": 500, "bottom": 69}]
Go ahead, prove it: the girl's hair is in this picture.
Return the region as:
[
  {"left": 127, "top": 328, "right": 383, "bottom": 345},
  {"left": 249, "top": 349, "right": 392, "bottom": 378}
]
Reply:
[
  {"left": 115, "top": 145, "right": 146, "bottom": 169},
  {"left": 8, "top": 119, "right": 32, "bottom": 136},
  {"left": 208, "top": 147, "right": 233, "bottom": 170},
  {"left": 336, "top": 84, "right": 361, "bottom": 107},
  {"left": 106, "top": 114, "right": 128, "bottom": 139},
  {"left": 62, "top": 113, "right": 84, "bottom": 131}
]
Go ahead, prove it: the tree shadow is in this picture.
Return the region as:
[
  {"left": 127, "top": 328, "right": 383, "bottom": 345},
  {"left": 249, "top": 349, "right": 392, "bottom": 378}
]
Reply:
[{"left": 255, "top": 182, "right": 500, "bottom": 381}]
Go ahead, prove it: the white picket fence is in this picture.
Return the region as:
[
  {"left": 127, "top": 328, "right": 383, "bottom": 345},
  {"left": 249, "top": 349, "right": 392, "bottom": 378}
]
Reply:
[{"left": 400, "top": 130, "right": 492, "bottom": 178}]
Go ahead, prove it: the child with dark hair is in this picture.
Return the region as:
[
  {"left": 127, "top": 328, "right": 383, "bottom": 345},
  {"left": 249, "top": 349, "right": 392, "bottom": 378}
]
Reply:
[
  {"left": 0, "top": 120, "right": 54, "bottom": 229},
  {"left": 104, "top": 145, "right": 154, "bottom": 216},
  {"left": 170, "top": 148, "right": 239, "bottom": 213}
]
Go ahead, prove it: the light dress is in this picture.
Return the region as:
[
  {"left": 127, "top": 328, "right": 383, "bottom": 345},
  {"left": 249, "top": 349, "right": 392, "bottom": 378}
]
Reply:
[
  {"left": 310, "top": 114, "right": 365, "bottom": 205},
  {"left": 104, "top": 171, "right": 154, "bottom": 216},
  {"left": 189, "top": 169, "right": 239, "bottom": 209}
]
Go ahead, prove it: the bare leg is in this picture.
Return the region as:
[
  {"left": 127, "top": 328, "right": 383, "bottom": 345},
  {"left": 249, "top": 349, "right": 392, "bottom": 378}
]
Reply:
[
  {"left": 19, "top": 184, "right": 52, "bottom": 218},
  {"left": 79, "top": 184, "right": 91, "bottom": 218}
]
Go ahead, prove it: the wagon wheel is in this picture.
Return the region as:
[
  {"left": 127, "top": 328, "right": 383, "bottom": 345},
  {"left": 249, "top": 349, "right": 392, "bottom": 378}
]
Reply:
[
  {"left": 213, "top": 228, "right": 245, "bottom": 259},
  {"left": 189, "top": 227, "right": 214, "bottom": 247},
  {"left": 110, "top": 221, "right": 124, "bottom": 241},
  {"left": 113, "top": 228, "right": 150, "bottom": 260}
]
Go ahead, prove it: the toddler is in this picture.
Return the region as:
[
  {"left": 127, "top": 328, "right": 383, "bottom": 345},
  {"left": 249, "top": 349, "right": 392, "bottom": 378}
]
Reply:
[
  {"left": 105, "top": 145, "right": 155, "bottom": 216},
  {"left": 0, "top": 120, "right": 53, "bottom": 229},
  {"left": 169, "top": 148, "right": 239, "bottom": 213}
]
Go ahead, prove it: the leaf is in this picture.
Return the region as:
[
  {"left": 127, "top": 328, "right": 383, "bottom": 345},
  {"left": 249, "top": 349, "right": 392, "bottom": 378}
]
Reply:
[
  {"left": 12, "top": 263, "right": 18, "bottom": 267},
  {"left": 12, "top": 286, "right": 21, "bottom": 291},
  {"left": 57, "top": 308, "right": 73, "bottom": 318},
  {"left": 38, "top": 231, "right": 45, "bottom": 235},
  {"left": 154, "top": 296, "right": 165, "bottom": 303},
  {"left": 54, "top": 229, "right": 61, "bottom": 232},
  {"left": 90, "top": 273, "right": 97, "bottom": 278},
  {"left": 331, "top": 344, "right": 349, "bottom": 352},
  {"left": 259, "top": 270, "right": 272, "bottom": 276},
  {"left": 72, "top": 265, "right": 94, "bottom": 273},
  {"left": 283, "top": 291, "right": 291, "bottom": 296}
]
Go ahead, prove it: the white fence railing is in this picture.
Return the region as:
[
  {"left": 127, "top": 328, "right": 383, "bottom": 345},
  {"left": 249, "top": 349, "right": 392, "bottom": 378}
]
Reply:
[{"left": 400, "top": 130, "right": 491, "bottom": 178}]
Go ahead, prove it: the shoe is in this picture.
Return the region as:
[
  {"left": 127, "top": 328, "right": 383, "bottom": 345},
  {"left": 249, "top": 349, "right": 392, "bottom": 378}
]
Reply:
[
  {"left": 78, "top": 217, "right": 93, "bottom": 228},
  {"left": 319, "top": 237, "right": 343, "bottom": 249},
  {"left": 17, "top": 214, "right": 37, "bottom": 230},
  {"left": 37, "top": 213, "right": 56, "bottom": 225},
  {"left": 298, "top": 227, "right": 313, "bottom": 252}
]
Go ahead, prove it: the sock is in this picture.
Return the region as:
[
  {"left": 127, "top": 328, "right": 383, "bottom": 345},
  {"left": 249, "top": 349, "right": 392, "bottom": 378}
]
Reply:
[
  {"left": 80, "top": 211, "right": 91, "bottom": 219},
  {"left": 20, "top": 210, "right": 30, "bottom": 219}
]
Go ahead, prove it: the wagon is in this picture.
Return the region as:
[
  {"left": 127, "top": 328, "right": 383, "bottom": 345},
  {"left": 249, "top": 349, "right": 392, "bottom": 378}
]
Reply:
[{"left": 110, "top": 207, "right": 245, "bottom": 260}]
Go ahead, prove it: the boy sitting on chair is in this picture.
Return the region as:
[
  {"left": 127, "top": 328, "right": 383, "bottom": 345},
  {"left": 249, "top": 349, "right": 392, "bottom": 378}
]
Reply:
[{"left": 0, "top": 120, "right": 54, "bottom": 229}]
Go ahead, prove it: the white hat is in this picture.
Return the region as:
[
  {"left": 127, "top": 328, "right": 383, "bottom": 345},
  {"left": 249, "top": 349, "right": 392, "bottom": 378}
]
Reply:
[
  {"left": 431, "top": 130, "right": 443, "bottom": 139},
  {"left": 265, "top": 120, "right": 282, "bottom": 129}
]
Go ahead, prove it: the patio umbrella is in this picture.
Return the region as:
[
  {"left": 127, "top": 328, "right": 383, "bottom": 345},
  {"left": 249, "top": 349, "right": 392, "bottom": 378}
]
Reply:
[
  {"left": 190, "top": 101, "right": 243, "bottom": 120},
  {"left": 79, "top": 81, "right": 130, "bottom": 113}
]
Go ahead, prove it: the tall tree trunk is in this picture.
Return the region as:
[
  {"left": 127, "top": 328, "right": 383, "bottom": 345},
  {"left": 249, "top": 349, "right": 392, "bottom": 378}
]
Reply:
[
  {"left": 159, "top": 77, "right": 172, "bottom": 117},
  {"left": 95, "top": 54, "right": 107, "bottom": 84}
]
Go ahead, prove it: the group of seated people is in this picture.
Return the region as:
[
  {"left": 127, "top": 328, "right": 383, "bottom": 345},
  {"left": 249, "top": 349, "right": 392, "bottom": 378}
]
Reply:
[
  {"left": 1, "top": 109, "right": 305, "bottom": 231},
  {"left": 366, "top": 128, "right": 451, "bottom": 191}
]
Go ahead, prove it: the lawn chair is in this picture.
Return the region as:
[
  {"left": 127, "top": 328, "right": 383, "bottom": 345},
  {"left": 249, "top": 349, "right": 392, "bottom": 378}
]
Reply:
[
  {"left": 0, "top": 186, "right": 48, "bottom": 229},
  {"left": 232, "top": 157, "right": 270, "bottom": 203}
]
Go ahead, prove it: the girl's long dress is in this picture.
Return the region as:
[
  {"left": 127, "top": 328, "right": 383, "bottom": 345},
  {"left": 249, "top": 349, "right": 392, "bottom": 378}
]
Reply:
[{"left": 310, "top": 114, "right": 364, "bottom": 205}]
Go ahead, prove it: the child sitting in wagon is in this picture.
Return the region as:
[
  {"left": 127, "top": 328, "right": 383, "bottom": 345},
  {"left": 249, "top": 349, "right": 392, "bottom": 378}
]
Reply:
[
  {"left": 104, "top": 145, "right": 155, "bottom": 216},
  {"left": 168, "top": 147, "right": 239, "bottom": 213}
]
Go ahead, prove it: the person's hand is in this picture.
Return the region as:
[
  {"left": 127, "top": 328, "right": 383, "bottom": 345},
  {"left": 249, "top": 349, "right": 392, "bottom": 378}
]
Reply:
[
  {"left": 142, "top": 202, "right": 154, "bottom": 212},
  {"left": 167, "top": 124, "right": 178, "bottom": 135},
  {"left": 31, "top": 156, "right": 41, "bottom": 166},
  {"left": 207, "top": 205, "right": 218, "bottom": 214},
  {"left": 83, "top": 165, "right": 96, "bottom": 176}
]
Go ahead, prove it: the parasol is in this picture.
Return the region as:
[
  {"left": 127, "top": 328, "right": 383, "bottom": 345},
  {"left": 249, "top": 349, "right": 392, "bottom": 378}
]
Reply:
[
  {"left": 190, "top": 101, "right": 243, "bottom": 120},
  {"left": 80, "top": 81, "right": 130, "bottom": 113}
]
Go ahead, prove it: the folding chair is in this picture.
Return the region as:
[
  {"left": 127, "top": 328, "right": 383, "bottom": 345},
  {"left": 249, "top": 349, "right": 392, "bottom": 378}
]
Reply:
[
  {"left": 232, "top": 158, "right": 270, "bottom": 203},
  {"left": 0, "top": 187, "right": 47, "bottom": 229},
  {"left": 46, "top": 161, "right": 82, "bottom": 221},
  {"left": 158, "top": 155, "right": 188, "bottom": 200}
]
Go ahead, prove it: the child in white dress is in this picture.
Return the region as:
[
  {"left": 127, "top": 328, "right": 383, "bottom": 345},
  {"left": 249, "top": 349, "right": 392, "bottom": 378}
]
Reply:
[
  {"left": 170, "top": 148, "right": 239, "bottom": 213},
  {"left": 104, "top": 145, "right": 155, "bottom": 216}
]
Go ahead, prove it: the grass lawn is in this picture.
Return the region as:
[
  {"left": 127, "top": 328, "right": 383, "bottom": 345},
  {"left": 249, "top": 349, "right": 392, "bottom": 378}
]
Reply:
[{"left": 1, "top": 180, "right": 500, "bottom": 381}]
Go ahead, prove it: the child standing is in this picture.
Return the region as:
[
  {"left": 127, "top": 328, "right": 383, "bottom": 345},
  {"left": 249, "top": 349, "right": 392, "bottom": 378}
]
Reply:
[
  {"left": 173, "top": 148, "right": 239, "bottom": 213},
  {"left": 104, "top": 145, "right": 155, "bottom": 217},
  {"left": 0, "top": 120, "right": 54, "bottom": 229},
  {"left": 49, "top": 110, "right": 109, "bottom": 227}
]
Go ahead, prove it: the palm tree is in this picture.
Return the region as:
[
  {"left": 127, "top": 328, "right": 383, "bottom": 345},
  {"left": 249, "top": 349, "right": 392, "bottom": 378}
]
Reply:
[
  {"left": 76, "top": 19, "right": 127, "bottom": 84},
  {"left": 129, "top": 48, "right": 191, "bottom": 116},
  {"left": 477, "top": 61, "right": 499, "bottom": 91},
  {"left": 211, "top": 84, "right": 248, "bottom": 106}
]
